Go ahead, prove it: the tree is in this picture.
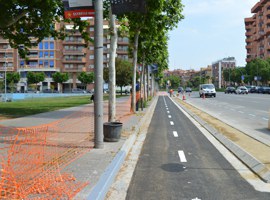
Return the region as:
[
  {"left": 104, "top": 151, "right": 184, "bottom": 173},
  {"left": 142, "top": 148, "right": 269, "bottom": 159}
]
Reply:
[
  {"left": 6, "top": 72, "right": 20, "bottom": 92},
  {"left": 104, "top": 58, "right": 133, "bottom": 94},
  {"left": 0, "top": 1, "right": 91, "bottom": 57},
  {"left": 124, "top": 0, "right": 184, "bottom": 112},
  {"left": 52, "top": 72, "right": 69, "bottom": 93},
  {"left": 27, "top": 71, "right": 45, "bottom": 90},
  {"left": 78, "top": 72, "right": 94, "bottom": 90},
  {"left": 164, "top": 75, "right": 181, "bottom": 89}
]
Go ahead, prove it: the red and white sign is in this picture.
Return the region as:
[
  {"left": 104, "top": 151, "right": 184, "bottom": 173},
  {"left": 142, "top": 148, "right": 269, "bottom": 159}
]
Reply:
[{"left": 63, "top": 0, "right": 95, "bottom": 19}]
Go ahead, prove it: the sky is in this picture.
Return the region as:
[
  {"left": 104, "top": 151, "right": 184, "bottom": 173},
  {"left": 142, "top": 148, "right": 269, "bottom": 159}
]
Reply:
[{"left": 168, "top": 0, "right": 259, "bottom": 71}]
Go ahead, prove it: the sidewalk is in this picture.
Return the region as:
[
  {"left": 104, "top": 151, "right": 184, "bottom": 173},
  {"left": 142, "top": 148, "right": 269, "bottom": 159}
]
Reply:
[{"left": 0, "top": 95, "right": 155, "bottom": 199}]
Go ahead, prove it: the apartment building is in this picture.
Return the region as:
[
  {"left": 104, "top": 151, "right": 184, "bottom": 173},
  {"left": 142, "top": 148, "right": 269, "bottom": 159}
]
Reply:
[
  {"left": 212, "top": 57, "right": 236, "bottom": 88},
  {"left": 0, "top": 18, "right": 130, "bottom": 92},
  {"left": 245, "top": 0, "right": 270, "bottom": 62}
]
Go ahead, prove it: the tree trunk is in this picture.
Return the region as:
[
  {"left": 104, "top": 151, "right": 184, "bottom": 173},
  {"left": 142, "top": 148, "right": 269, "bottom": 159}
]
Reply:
[
  {"left": 108, "top": 7, "right": 117, "bottom": 122},
  {"left": 131, "top": 31, "right": 139, "bottom": 113}
]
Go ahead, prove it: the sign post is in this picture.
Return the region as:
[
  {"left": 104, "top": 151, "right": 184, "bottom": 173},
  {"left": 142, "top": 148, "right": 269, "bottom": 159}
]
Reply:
[{"left": 63, "top": 0, "right": 104, "bottom": 148}]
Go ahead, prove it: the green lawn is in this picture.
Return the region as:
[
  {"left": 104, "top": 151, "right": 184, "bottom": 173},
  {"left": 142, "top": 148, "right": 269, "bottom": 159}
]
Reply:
[{"left": 0, "top": 96, "right": 93, "bottom": 119}]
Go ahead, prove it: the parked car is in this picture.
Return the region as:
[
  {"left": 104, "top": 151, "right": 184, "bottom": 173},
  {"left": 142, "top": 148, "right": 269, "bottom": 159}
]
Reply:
[
  {"left": 26, "top": 88, "right": 38, "bottom": 93},
  {"left": 257, "top": 86, "right": 270, "bottom": 94},
  {"left": 185, "top": 87, "right": 192, "bottom": 93},
  {"left": 236, "top": 86, "right": 248, "bottom": 94},
  {"left": 249, "top": 86, "right": 258, "bottom": 93},
  {"left": 224, "top": 86, "right": 236, "bottom": 94},
  {"left": 71, "top": 88, "right": 86, "bottom": 93}
]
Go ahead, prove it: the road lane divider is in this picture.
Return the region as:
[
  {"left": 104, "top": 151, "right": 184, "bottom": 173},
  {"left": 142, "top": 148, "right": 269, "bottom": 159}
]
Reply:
[
  {"left": 170, "top": 121, "right": 174, "bottom": 125},
  {"left": 178, "top": 150, "right": 187, "bottom": 162},
  {"left": 173, "top": 131, "right": 178, "bottom": 137}
]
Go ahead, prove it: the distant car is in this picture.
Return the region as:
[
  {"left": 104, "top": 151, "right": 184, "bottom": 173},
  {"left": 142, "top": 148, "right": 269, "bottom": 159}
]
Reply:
[
  {"left": 185, "top": 87, "right": 192, "bottom": 93},
  {"left": 71, "top": 88, "right": 86, "bottom": 93},
  {"left": 26, "top": 88, "right": 38, "bottom": 93},
  {"left": 257, "top": 86, "right": 270, "bottom": 94},
  {"left": 236, "top": 86, "right": 248, "bottom": 94},
  {"left": 42, "top": 89, "right": 59, "bottom": 93},
  {"left": 178, "top": 87, "right": 184, "bottom": 93},
  {"left": 224, "top": 86, "right": 236, "bottom": 94},
  {"left": 249, "top": 86, "right": 258, "bottom": 93}
]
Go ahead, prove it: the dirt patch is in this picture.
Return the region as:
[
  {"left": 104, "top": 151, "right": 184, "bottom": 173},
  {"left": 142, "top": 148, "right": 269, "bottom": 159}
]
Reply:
[{"left": 173, "top": 97, "right": 270, "bottom": 169}]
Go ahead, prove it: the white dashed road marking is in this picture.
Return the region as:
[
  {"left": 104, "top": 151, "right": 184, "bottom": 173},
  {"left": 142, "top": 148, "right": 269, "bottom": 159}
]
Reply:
[
  {"left": 173, "top": 131, "right": 178, "bottom": 137},
  {"left": 170, "top": 121, "right": 174, "bottom": 125},
  {"left": 178, "top": 150, "right": 187, "bottom": 163}
]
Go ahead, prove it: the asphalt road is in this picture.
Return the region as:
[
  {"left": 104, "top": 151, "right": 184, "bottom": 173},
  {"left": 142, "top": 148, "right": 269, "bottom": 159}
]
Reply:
[
  {"left": 183, "top": 92, "right": 270, "bottom": 144},
  {"left": 126, "top": 96, "right": 270, "bottom": 200}
]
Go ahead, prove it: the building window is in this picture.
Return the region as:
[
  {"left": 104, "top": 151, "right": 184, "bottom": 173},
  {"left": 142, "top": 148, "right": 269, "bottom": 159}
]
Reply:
[
  {"left": 89, "top": 27, "right": 94, "bottom": 31},
  {"left": 44, "top": 51, "right": 49, "bottom": 58},
  {"left": 39, "top": 52, "right": 43, "bottom": 58},
  {"left": 44, "top": 60, "right": 48, "bottom": 67},
  {"left": 90, "top": 55, "right": 94, "bottom": 59},
  {"left": 44, "top": 42, "right": 49, "bottom": 49},
  {"left": 50, "top": 60, "right": 54, "bottom": 67},
  {"left": 50, "top": 42, "right": 54, "bottom": 49},
  {"left": 38, "top": 42, "right": 43, "bottom": 49},
  {"left": 50, "top": 51, "right": 54, "bottom": 58}
]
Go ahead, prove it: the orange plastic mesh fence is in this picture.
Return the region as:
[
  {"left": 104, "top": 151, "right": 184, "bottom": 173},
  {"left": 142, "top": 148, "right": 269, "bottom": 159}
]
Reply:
[
  {"left": 0, "top": 125, "right": 88, "bottom": 199},
  {"left": 0, "top": 98, "right": 132, "bottom": 199}
]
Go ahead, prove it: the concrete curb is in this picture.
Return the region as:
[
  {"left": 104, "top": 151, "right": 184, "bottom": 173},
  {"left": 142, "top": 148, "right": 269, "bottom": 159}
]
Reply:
[
  {"left": 87, "top": 96, "right": 158, "bottom": 200},
  {"left": 172, "top": 98, "right": 270, "bottom": 183}
]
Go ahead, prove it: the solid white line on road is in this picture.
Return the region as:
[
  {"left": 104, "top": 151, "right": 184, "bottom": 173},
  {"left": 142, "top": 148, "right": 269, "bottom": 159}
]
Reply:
[
  {"left": 173, "top": 131, "right": 178, "bottom": 137},
  {"left": 178, "top": 150, "right": 187, "bottom": 162},
  {"left": 248, "top": 114, "right": 256, "bottom": 117},
  {"left": 262, "top": 117, "right": 269, "bottom": 121},
  {"left": 170, "top": 121, "right": 174, "bottom": 125},
  {"left": 168, "top": 115, "right": 172, "bottom": 118}
]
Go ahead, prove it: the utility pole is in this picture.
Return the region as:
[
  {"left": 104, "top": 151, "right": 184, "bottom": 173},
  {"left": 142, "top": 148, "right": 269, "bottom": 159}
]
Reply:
[{"left": 94, "top": 0, "right": 104, "bottom": 149}]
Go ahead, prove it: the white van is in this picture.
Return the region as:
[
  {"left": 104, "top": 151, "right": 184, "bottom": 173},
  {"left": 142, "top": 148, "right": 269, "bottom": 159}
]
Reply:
[{"left": 199, "top": 84, "right": 216, "bottom": 98}]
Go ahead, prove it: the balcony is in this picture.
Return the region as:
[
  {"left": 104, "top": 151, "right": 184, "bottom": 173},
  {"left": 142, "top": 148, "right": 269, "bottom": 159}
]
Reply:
[
  {"left": 62, "top": 67, "right": 85, "bottom": 72},
  {"left": 62, "top": 39, "right": 85, "bottom": 44},
  {"left": 0, "top": 57, "right": 13, "bottom": 62},
  {"left": 0, "top": 39, "right": 8, "bottom": 43},
  {"left": 62, "top": 57, "right": 86, "bottom": 63},
  {"left": 0, "top": 66, "right": 14, "bottom": 71},
  {"left": 18, "top": 65, "right": 59, "bottom": 72},
  {"left": 0, "top": 48, "right": 13, "bottom": 53},
  {"left": 63, "top": 49, "right": 86, "bottom": 55}
]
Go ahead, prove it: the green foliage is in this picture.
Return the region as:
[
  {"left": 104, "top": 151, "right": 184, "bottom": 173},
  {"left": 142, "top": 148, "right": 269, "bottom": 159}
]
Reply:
[
  {"left": 0, "top": 1, "right": 92, "bottom": 57},
  {"left": 6, "top": 72, "right": 20, "bottom": 85},
  {"left": 52, "top": 72, "right": 69, "bottom": 84},
  {"left": 125, "top": 0, "right": 184, "bottom": 72},
  {"left": 246, "top": 58, "right": 270, "bottom": 84},
  {"left": 104, "top": 58, "right": 133, "bottom": 87},
  {"left": 163, "top": 75, "right": 181, "bottom": 88},
  {"left": 78, "top": 72, "right": 94, "bottom": 89},
  {"left": 27, "top": 72, "right": 45, "bottom": 85}
]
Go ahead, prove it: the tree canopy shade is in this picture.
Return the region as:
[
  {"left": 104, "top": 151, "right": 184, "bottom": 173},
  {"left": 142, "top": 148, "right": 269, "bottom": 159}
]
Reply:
[
  {"left": 6, "top": 72, "right": 20, "bottom": 85},
  {"left": 103, "top": 58, "right": 133, "bottom": 91},
  {"left": 52, "top": 72, "right": 69, "bottom": 92},
  {"left": 26, "top": 71, "right": 45, "bottom": 90},
  {"left": 0, "top": 0, "right": 91, "bottom": 57},
  {"left": 78, "top": 72, "right": 94, "bottom": 89}
]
